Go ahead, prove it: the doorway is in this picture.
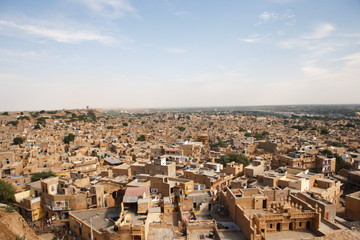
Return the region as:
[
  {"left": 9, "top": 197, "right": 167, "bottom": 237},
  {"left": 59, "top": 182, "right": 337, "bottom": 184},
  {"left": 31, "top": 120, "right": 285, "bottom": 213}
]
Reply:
[{"left": 277, "top": 223, "right": 281, "bottom": 231}]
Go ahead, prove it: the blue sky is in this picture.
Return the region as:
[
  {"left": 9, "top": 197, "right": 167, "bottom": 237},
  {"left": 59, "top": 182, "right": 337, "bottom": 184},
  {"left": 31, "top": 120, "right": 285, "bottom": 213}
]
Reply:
[{"left": 0, "top": 0, "right": 360, "bottom": 111}]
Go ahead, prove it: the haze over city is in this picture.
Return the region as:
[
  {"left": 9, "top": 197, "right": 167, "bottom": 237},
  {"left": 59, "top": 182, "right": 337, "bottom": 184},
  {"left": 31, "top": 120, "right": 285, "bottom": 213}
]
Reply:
[
  {"left": 2, "top": 2, "right": 360, "bottom": 239},
  {"left": 1, "top": 0, "right": 360, "bottom": 111}
]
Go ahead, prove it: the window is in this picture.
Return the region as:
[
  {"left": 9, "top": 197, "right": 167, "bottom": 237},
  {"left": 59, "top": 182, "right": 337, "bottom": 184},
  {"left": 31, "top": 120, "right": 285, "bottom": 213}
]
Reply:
[
  {"left": 299, "top": 222, "right": 302, "bottom": 227},
  {"left": 270, "top": 224, "right": 273, "bottom": 228}
]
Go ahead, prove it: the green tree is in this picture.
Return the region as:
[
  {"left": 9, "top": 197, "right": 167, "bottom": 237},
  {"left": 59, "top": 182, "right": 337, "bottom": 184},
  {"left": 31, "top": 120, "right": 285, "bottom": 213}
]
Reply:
[
  {"left": 0, "top": 180, "right": 16, "bottom": 204},
  {"left": 254, "top": 131, "right": 269, "bottom": 140},
  {"left": 331, "top": 141, "right": 344, "bottom": 147},
  {"left": 87, "top": 110, "right": 97, "bottom": 122},
  {"left": 137, "top": 135, "right": 146, "bottom": 141},
  {"left": 291, "top": 125, "right": 307, "bottom": 131},
  {"left": 13, "top": 137, "right": 25, "bottom": 145},
  {"left": 1, "top": 112, "right": 9, "bottom": 115},
  {"left": 177, "top": 126, "right": 186, "bottom": 132},
  {"left": 345, "top": 123, "right": 355, "bottom": 128},
  {"left": 319, "top": 149, "right": 334, "bottom": 157},
  {"left": 244, "top": 132, "right": 252, "bottom": 137},
  {"left": 7, "top": 120, "right": 19, "bottom": 126},
  {"left": 122, "top": 122, "right": 129, "bottom": 126},
  {"left": 63, "top": 133, "right": 75, "bottom": 144},
  {"left": 211, "top": 139, "right": 228, "bottom": 150},
  {"left": 320, "top": 128, "right": 329, "bottom": 135},
  {"left": 334, "top": 153, "right": 351, "bottom": 173},
  {"left": 36, "top": 117, "right": 48, "bottom": 126},
  {"left": 30, "top": 171, "right": 56, "bottom": 182},
  {"left": 217, "top": 152, "right": 250, "bottom": 166},
  {"left": 17, "top": 116, "right": 30, "bottom": 121}
]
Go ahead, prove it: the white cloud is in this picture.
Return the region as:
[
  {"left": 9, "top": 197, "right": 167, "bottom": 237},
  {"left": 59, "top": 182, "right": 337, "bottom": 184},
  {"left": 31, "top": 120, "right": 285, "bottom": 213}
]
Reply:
[
  {"left": 75, "top": 0, "right": 134, "bottom": 17},
  {"left": 302, "top": 65, "right": 330, "bottom": 78},
  {"left": 300, "top": 52, "right": 360, "bottom": 86},
  {"left": 240, "top": 34, "right": 271, "bottom": 43},
  {"left": 257, "top": 9, "right": 295, "bottom": 25},
  {"left": 279, "top": 23, "right": 337, "bottom": 53},
  {"left": 259, "top": 11, "right": 278, "bottom": 22},
  {"left": 164, "top": 48, "right": 187, "bottom": 54},
  {"left": 331, "top": 52, "right": 360, "bottom": 84},
  {"left": 0, "top": 20, "right": 116, "bottom": 44},
  {"left": 0, "top": 48, "right": 42, "bottom": 57},
  {"left": 306, "top": 23, "right": 335, "bottom": 39}
]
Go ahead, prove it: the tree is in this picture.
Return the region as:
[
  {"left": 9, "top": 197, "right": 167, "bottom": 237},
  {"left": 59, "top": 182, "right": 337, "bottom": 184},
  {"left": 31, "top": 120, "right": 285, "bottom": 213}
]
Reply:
[
  {"left": 177, "top": 126, "right": 186, "bottom": 132},
  {"left": 217, "top": 152, "right": 250, "bottom": 166},
  {"left": 13, "top": 137, "right": 25, "bottom": 145},
  {"left": 63, "top": 133, "right": 75, "bottom": 144},
  {"left": 87, "top": 110, "right": 97, "bottom": 122},
  {"left": 1, "top": 112, "right": 9, "bottom": 115},
  {"left": 0, "top": 180, "right": 16, "bottom": 204},
  {"left": 291, "top": 125, "right": 307, "bottom": 131},
  {"left": 319, "top": 150, "right": 351, "bottom": 173},
  {"left": 320, "top": 128, "right": 329, "bottom": 135},
  {"left": 334, "top": 153, "right": 351, "bottom": 173},
  {"left": 331, "top": 141, "right": 344, "bottom": 147},
  {"left": 211, "top": 139, "right": 228, "bottom": 150},
  {"left": 254, "top": 131, "right": 269, "bottom": 140},
  {"left": 31, "top": 171, "right": 56, "bottom": 182},
  {"left": 137, "top": 135, "right": 146, "bottom": 141},
  {"left": 319, "top": 149, "right": 334, "bottom": 157},
  {"left": 244, "top": 132, "right": 252, "bottom": 137},
  {"left": 122, "top": 122, "right": 128, "bottom": 126},
  {"left": 7, "top": 120, "right": 19, "bottom": 126}
]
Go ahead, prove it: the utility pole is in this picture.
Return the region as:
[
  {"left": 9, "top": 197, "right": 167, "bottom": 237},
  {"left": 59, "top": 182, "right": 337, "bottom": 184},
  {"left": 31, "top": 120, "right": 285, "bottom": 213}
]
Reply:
[{"left": 90, "top": 217, "right": 94, "bottom": 240}]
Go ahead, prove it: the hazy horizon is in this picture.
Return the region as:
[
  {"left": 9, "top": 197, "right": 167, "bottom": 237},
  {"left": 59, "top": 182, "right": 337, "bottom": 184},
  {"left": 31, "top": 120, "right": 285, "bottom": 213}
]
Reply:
[
  {"left": 1, "top": 0, "right": 360, "bottom": 111},
  {"left": 1, "top": 103, "right": 360, "bottom": 113}
]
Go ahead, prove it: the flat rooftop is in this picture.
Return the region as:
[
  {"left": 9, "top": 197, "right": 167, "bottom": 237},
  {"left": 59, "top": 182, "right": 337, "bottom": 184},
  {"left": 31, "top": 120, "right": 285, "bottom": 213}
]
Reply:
[
  {"left": 71, "top": 207, "right": 120, "bottom": 231},
  {"left": 217, "top": 230, "right": 246, "bottom": 240},
  {"left": 347, "top": 191, "right": 360, "bottom": 199},
  {"left": 266, "top": 230, "right": 317, "bottom": 240},
  {"left": 147, "top": 225, "right": 174, "bottom": 240}
]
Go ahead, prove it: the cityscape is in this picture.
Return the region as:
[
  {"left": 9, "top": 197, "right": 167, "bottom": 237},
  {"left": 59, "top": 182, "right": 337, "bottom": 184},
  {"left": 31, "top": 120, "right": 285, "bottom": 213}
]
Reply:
[{"left": 1, "top": 1, "right": 360, "bottom": 240}]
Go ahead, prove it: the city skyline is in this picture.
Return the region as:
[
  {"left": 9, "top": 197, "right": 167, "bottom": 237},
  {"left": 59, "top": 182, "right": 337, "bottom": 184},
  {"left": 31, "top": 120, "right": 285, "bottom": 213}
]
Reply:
[{"left": 1, "top": 0, "right": 360, "bottom": 111}]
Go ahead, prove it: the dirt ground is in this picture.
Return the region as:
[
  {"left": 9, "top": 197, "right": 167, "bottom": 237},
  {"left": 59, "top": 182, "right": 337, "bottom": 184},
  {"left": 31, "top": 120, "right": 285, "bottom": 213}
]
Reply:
[
  {"left": 315, "top": 230, "right": 360, "bottom": 240},
  {"left": 0, "top": 208, "right": 41, "bottom": 240}
]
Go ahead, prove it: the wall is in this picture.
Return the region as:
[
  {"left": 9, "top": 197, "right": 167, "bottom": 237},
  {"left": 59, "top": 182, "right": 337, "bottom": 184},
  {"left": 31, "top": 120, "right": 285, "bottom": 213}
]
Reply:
[
  {"left": 345, "top": 192, "right": 360, "bottom": 221},
  {"left": 69, "top": 214, "right": 105, "bottom": 240}
]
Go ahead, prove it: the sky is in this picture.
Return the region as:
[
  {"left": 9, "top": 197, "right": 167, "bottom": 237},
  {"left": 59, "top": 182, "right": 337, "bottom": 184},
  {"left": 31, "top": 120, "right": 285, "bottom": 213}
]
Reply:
[{"left": 0, "top": 0, "right": 360, "bottom": 111}]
